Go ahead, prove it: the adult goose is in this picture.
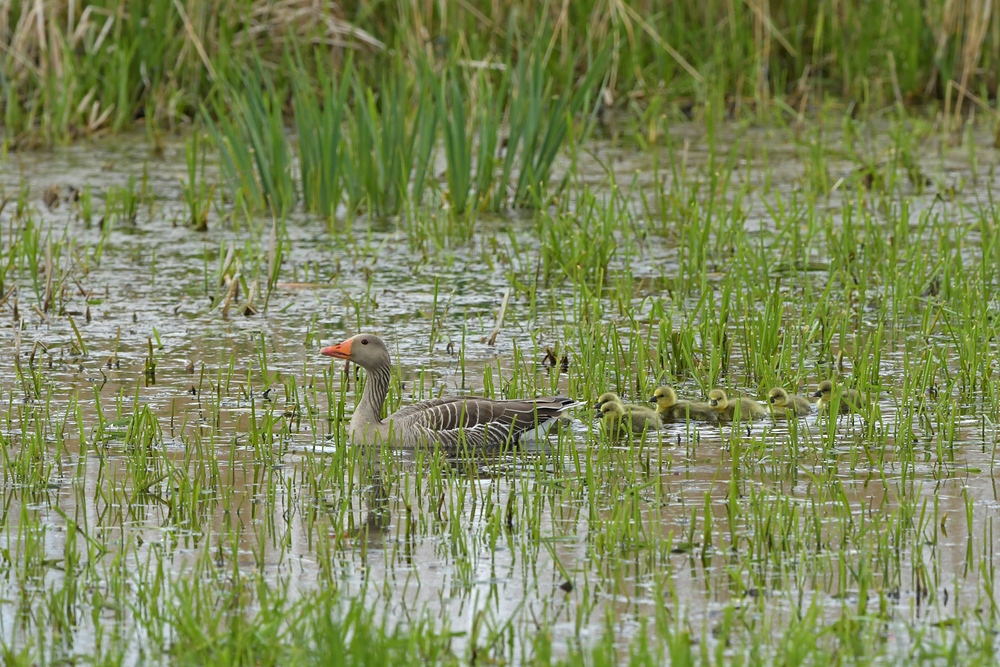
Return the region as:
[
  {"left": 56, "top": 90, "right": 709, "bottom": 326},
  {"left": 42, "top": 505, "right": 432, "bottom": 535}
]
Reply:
[{"left": 322, "top": 334, "right": 577, "bottom": 450}]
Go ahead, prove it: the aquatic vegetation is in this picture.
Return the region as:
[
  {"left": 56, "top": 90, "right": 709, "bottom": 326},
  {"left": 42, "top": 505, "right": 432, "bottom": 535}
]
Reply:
[
  {"left": 293, "top": 58, "right": 350, "bottom": 223},
  {"left": 343, "top": 63, "right": 436, "bottom": 216},
  {"left": 206, "top": 67, "right": 296, "bottom": 215},
  {"left": 4, "top": 1, "right": 1000, "bottom": 145},
  {"left": 182, "top": 132, "right": 215, "bottom": 231}
]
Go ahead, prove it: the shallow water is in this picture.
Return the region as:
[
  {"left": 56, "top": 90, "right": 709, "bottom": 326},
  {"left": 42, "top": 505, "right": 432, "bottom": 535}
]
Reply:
[{"left": 1, "top": 124, "right": 1000, "bottom": 663}]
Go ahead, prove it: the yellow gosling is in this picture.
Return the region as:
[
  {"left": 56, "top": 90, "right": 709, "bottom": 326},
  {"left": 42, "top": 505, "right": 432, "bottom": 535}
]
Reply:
[
  {"left": 812, "top": 380, "right": 863, "bottom": 414},
  {"left": 766, "top": 387, "right": 813, "bottom": 418},
  {"left": 707, "top": 389, "right": 767, "bottom": 422},
  {"left": 594, "top": 391, "right": 650, "bottom": 412},
  {"left": 649, "top": 386, "right": 719, "bottom": 424},
  {"left": 599, "top": 400, "right": 662, "bottom": 433}
]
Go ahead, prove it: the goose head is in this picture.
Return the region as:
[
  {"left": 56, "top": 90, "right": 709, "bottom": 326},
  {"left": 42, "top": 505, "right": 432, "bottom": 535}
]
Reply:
[
  {"left": 650, "top": 386, "right": 677, "bottom": 409},
  {"left": 598, "top": 401, "right": 625, "bottom": 422},
  {"left": 321, "top": 333, "right": 391, "bottom": 370},
  {"left": 708, "top": 389, "right": 728, "bottom": 410},
  {"left": 768, "top": 387, "right": 790, "bottom": 408},
  {"left": 812, "top": 380, "right": 834, "bottom": 400},
  {"left": 594, "top": 392, "right": 623, "bottom": 409}
]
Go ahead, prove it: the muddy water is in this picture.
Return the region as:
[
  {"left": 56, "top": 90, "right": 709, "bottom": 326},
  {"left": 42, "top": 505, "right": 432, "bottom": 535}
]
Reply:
[{"left": 1, "top": 127, "right": 1000, "bottom": 663}]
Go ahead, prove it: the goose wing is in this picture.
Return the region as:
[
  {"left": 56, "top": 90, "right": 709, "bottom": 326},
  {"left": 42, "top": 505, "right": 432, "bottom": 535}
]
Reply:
[
  {"left": 389, "top": 396, "right": 465, "bottom": 419},
  {"left": 388, "top": 396, "right": 576, "bottom": 450}
]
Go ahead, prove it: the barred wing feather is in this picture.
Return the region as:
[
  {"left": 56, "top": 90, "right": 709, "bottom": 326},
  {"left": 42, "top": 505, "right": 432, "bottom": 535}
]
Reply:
[{"left": 391, "top": 397, "right": 576, "bottom": 449}]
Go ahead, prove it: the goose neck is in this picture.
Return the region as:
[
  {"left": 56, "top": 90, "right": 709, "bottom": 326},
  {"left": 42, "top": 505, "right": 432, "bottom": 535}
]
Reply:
[{"left": 357, "top": 361, "right": 392, "bottom": 423}]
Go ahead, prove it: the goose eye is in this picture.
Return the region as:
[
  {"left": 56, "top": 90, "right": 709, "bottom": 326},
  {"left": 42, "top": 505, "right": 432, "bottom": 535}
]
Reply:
[{"left": 361, "top": 339, "right": 369, "bottom": 345}]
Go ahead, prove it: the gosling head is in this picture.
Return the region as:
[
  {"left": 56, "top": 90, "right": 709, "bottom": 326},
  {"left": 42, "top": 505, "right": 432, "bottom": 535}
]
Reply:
[
  {"left": 598, "top": 401, "right": 625, "bottom": 422},
  {"left": 594, "top": 392, "right": 623, "bottom": 409},
  {"left": 321, "top": 333, "right": 391, "bottom": 371},
  {"left": 708, "top": 389, "right": 728, "bottom": 410},
  {"left": 812, "top": 380, "right": 834, "bottom": 400},
  {"left": 650, "top": 386, "right": 678, "bottom": 409},
  {"left": 768, "top": 387, "right": 790, "bottom": 408}
]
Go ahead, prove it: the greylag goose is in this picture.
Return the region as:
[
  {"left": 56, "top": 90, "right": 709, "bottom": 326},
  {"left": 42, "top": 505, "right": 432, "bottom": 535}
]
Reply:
[
  {"left": 812, "top": 380, "right": 863, "bottom": 414},
  {"left": 766, "top": 387, "right": 813, "bottom": 418},
  {"left": 598, "top": 400, "right": 662, "bottom": 433},
  {"left": 707, "top": 389, "right": 767, "bottom": 421},
  {"left": 322, "top": 334, "right": 577, "bottom": 450},
  {"left": 649, "top": 386, "right": 718, "bottom": 423}
]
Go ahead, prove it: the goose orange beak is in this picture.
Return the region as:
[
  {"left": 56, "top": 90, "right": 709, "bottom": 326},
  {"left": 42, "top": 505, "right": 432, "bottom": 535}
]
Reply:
[{"left": 321, "top": 339, "right": 352, "bottom": 359}]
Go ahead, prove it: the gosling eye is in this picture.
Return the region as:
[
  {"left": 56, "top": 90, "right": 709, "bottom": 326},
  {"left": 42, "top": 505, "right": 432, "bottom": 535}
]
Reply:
[{"left": 361, "top": 339, "right": 369, "bottom": 345}]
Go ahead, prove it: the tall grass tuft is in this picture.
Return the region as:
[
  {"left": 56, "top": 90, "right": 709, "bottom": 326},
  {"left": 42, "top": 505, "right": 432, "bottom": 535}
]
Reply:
[
  {"left": 207, "top": 65, "right": 296, "bottom": 216},
  {"left": 343, "top": 64, "right": 436, "bottom": 216},
  {"left": 437, "top": 66, "right": 510, "bottom": 215},
  {"left": 437, "top": 69, "right": 473, "bottom": 215},
  {"left": 500, "top": 41, "right": 608, "bottom": 208},
  {"left": 182, "top": 132, "right": 215, "bottom": 231},
  {"left": 7, "top": 0, "right": 1000, "bottom": 144},
  {"left": 293, "top": 58, "right": 350, "bottom": 222}
]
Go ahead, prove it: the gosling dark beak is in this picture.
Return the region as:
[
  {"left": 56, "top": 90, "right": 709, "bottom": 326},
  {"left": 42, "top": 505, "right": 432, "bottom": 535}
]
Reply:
[
  {"left": 596, "top": 411, "right": 605, "bottom": 420},
  {"left": 710, "top": 399, "right": 718, "bottom": 407},
  {"left": 812, "top": 391, "right": 822, "bottom": 398},
  {"left": 769, "top": 397, "right": 776, "bottom": 404},
  {"left": 593, "top": 401, "right": 602, "bottom": 409},
  {"left": 648, "top": 395, "right": 657, "bottom": 403}
]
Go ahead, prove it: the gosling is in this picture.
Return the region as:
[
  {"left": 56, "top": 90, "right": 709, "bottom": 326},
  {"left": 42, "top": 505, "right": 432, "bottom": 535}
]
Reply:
[
  {"left": 594, "top": 391, "right": 649, "bottom": 413},
  {"left": 707, "top": 389, "right": 767, "bottom": 421},
  {"left": 650, "top": 386, "right": 719, "bottom": 424},
  {"left": 766, "top": 387, "right": 813, "bottom": 418},
  {"left": 812, "top": 380, "right": 863, "bottom": 414},
  {"left": 599, "top": 400, "right": 662, "bottom": 433}
]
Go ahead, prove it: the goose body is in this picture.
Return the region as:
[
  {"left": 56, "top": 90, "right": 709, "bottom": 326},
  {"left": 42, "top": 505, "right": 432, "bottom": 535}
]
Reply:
[
  {"left": 766, "top": 387, "right": 813, "bottom": 418},
  {"left": 812, "top": 380, "right": 863, "bottom": 414},
  {"left": 322, "top": 334, "right": 576, "bottom": 450},
  {"left": 708, "top": 389, "right": 767, "bottom": 422},
  {"left": 650, "top": 386, "right": 719, "bottom": 424},
  {"left": 599, "top": 401, "right": 662, "bottom": 433}
]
